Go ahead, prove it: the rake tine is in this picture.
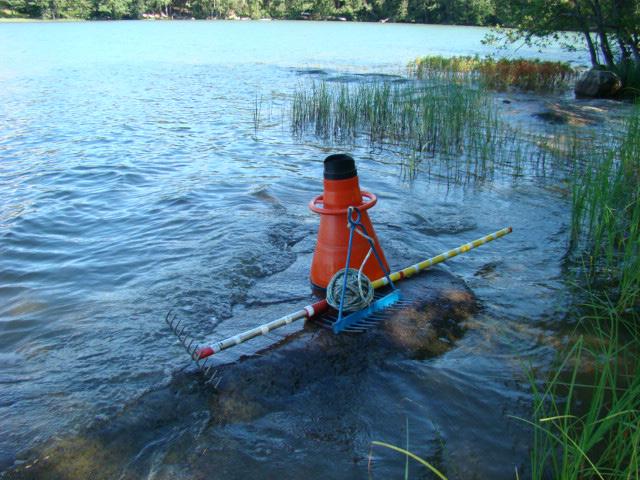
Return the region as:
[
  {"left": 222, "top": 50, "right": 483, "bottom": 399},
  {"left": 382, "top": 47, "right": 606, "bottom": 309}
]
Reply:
[
  {"left": 314, "top": 316, "right": 337, "bottom": 328},
  {"left": 199, "top": 357, "right": 212, "bottom": 376},
  {"left": 203, "top": 363, "right": 221, "bottom": 387},
  {"left": 352, "top": 322, "right": 376, "bottom": 329},
  {"left": 178, "top": 325, "right": 188, "bottom": 341},
  {"left": 171, "top": 318, "right": 183, "bottom": 336},
  {"left": 200, "top": 357, "right": 210, "bottom": 372},
  {"left": 207, "top": 372, "right": 222, "bottom": 389},
  {"left": 195, "top": 356, "right": 209, "bottom": 373},
  {"left": 344, "top": 327, "right": 366, "bottom": 333},
  {"left": 190, "top": 347, "right": 201, "bottom": 362},
  {"left": 163, "top": 310, "right": 221, "bottom": 389},
  {"left": 204, "top": 363, "right": 217, "bottom": 379},
  {"left": 356, "top": 319, "right": 380, "bottom": 326}
]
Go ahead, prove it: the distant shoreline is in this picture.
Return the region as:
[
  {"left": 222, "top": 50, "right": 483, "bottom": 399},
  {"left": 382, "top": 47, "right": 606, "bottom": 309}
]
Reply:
[
  {"left": 0, "top": 13, "right": 491, "bottom": 26},
  {"left": 0, "top": 17, "right": 424, "bottom": 24}
]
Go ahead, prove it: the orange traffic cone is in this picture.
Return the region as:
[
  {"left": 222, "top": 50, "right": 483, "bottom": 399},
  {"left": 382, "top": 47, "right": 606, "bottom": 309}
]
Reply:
[{"left": 309, "top": 154, "right": 389, "bottom": 291}]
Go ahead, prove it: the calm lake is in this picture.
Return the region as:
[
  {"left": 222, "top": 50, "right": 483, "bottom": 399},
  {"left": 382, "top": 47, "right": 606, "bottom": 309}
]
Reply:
[{"left": 0, "top": 20, "right": 603, "bottom": 479}]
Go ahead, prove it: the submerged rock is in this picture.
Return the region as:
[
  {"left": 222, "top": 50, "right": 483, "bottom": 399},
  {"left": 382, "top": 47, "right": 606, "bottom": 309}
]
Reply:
[
  {"left": 534, "top": 101, "right": 611, "bottom": 127},
  {"left": 5, "top": 268, "right": 477, "bottom": 479},
  {"left": 575, "top": 68, "right": 622, "bottom": 98}
]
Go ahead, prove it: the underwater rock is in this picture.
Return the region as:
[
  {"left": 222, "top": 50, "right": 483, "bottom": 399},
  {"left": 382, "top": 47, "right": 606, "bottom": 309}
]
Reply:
[
  {"left": 534, "top": 101, "right": 605, "bottom": 126},
  {"left": 383, "top": 272, "right": 475, "bottom": 357},
  {"left": 209, "top": 268, "right": 477, "bottom": 407},
  {"left": 4, "top": 268, "right": 476, "bottom": 480}
]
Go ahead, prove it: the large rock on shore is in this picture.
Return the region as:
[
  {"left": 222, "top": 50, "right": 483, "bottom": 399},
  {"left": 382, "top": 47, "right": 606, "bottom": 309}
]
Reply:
[{"left": 575, "top": 68, "right": 622, "bottom": 98}]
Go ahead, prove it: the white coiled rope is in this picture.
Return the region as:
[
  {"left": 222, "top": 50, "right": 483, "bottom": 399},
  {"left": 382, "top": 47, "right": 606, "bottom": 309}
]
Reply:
[{"left": 326, "top": 248, "right": 375, "bottom": 312}]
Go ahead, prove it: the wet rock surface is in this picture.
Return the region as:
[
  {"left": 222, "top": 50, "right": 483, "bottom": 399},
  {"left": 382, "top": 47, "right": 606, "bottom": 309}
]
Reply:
[
  {"left": 575, "top": 68, "right": 622, "bottom": 98},
  {"left": 4, "top": 268, "right": 476, "bottom": 480}
]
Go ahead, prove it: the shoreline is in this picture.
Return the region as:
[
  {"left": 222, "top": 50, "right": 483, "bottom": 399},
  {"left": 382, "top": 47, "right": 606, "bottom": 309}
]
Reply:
[{"left": 0, "top": 16, "right": 486, "bottom": 26}]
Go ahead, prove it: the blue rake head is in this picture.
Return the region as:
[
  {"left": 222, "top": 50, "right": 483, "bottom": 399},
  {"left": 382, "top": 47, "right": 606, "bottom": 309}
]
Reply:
[{"left": 331, "top": 289, "right": 402, "bottom": 334}]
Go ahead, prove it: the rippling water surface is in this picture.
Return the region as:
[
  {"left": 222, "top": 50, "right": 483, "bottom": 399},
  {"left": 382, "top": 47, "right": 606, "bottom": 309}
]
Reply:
[{"left": 0, "top": 20, "right": 606, "bottom": 479}]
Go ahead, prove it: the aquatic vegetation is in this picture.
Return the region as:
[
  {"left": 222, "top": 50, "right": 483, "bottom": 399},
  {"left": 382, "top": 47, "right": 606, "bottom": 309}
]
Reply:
[
  {"left": 290, "top": 79, "right": 562, "bottom": 182},
  {"left": 370, "top": 441, "right": 448, "bottom": 480},
  {"left": 410, "top": 56, "right": 577, "bottom": 92},
  {"left": 570, "top": 107, "right": 640, "bottom": 311},
  {"left": 525, "top": 107, "right": 640, "bottom": 480},
  {"left": 524, "top": 309, "right": 640, "bottom": 480},
  {"left": 292, "top": 80, "right": 640, "bottom": 479},
  {"left": 612, "top": 60, "right": 640, "bottom": 98}
]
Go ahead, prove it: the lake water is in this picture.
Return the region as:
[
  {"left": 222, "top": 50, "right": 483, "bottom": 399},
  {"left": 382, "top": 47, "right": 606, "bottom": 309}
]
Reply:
[{"left": 0, "top": 20, "right": 601, "bottom": 479}]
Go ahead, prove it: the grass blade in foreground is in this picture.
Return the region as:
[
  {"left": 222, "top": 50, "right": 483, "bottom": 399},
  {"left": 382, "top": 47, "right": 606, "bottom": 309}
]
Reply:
[{"left": 371, "top": 441, "right": 448, "bottom": 480}]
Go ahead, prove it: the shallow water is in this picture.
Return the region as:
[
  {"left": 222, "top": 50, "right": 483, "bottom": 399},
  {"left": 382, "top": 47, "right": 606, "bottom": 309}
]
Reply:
[{"left": 0, "top": 20, "right": 619, "bottom": 479}]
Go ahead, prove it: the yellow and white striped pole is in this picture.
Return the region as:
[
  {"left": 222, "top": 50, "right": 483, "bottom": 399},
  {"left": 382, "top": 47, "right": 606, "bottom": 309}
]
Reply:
[
  {"left": 372, "top": 226, "right": 513, "bottom": 288},
  {"left": 192, "top": 226, "right": 512, "bottom": 359}
]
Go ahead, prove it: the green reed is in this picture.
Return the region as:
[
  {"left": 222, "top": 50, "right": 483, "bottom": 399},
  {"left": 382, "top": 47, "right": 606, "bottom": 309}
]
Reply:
[
  {"left": 291, "top": 79, "right": 561, "bottom": 182},
  {"left": 524, "top": 107, "right": 640, "bottom": 480},
  {"left": 410, "top": 56, "right": 576, "bottom": 92},
  {"left": 524, "top": 303, "right": 639, "bottom": 480},
  {"left": 570, "top": 107, "right": 640, "bottom": 311}
]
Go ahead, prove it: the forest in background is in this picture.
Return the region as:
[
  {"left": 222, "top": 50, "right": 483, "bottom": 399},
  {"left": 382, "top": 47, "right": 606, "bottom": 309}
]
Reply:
[{"left": 0, "top": 0, "right": 500, "bottom": 24}]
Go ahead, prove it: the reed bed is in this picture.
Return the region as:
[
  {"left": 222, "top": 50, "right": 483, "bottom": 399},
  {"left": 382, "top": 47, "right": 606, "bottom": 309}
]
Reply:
[
  {"left": 525, "top": 107, "right": 640, "bottom": 480},
  {"left": 526, "top": 318, "right": 639, "bottom": 480},
  {"left": 571, "top": 108, "right": 640, "bottom": 311},
  {"left": 410, "top": 56, "right": 576, "bottom": 92},
  {"left": 290, "top": 80, "right": 565, "bottom": 182}
]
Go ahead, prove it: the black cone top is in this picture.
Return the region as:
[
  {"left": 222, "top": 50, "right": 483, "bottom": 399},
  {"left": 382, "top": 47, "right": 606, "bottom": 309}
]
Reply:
[{"left": 324, "top": 154, "right": 357, "bottom": 180}]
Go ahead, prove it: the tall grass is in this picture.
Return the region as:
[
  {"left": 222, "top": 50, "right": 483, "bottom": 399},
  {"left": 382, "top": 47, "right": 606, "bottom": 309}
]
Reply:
[
  {"left": 526, "top": 107, "right": 640, "bottom": 479},
  {"left": 410, "top": 56, "right": 576, "bottom": 92},
  {"left": 525, "top": 319, "right": 639, "bottom": 480},
  {"left": 571, "top": 108, "right": 640, "bottom": 311},
  {"left": 291, "top": 80, "right": 567, "bottom": 182},
  {"left": 611, "top": 60, "right": 640, "bottom": 100}
]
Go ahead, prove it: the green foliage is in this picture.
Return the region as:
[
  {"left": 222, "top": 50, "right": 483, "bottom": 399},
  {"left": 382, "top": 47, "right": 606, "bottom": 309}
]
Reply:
[
  {"left": 611, "top": 60, "right": 640, "bottom": 98},
  {"left": 522, "top": 108, "right": 640, "bottom": 480},
  {"left": 289, "top": 79, "right": 573, "bottom": 183},
  {"left": 411, "top": 55, "right": 577, "bottom": 92},
  {"left": 489, "top": 0, "right": 640, "bottom": 73},
  {"left": 524, "top": 321, "right": 640, "bottom": 480},
  {"left": 571, "top": 107, "right": 640, "bottom": 311},
  {"left": 0, "top": 0, "right": 506, "bottom": 21}
]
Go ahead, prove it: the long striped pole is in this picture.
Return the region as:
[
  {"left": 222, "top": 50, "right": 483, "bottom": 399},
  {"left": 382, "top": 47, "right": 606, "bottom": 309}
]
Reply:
[
  {"left": 194, "top": 226, "right": 512, "bottom": 360},
  {"left": 371, "top": 226, "right": 513, "bottom": 288}
]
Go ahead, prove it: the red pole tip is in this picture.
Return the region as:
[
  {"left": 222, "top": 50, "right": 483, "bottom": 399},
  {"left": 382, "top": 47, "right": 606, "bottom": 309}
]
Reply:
[{"left": 196, "top": 346, "right": 215, "bottom": 359}]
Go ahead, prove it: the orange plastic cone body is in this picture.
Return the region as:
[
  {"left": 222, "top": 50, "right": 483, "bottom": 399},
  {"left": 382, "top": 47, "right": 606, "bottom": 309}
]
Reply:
[{"left": 309, "top": 154, "right": 389, "bottom": 290}]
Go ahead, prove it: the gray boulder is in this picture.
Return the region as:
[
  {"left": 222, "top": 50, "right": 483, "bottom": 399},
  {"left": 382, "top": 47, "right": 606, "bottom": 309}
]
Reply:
[{"left": 575, "top": 68, "right": 622, "bottom": 98}]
